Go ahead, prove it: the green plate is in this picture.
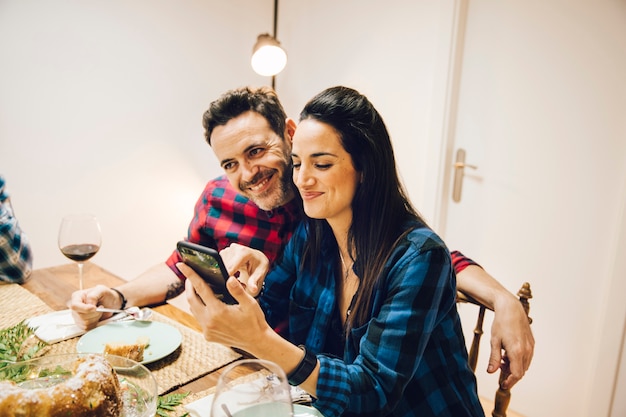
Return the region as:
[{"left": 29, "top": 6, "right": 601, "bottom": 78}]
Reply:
[{"left": 76, "top": 320, "right": 182, "bottom": 364}]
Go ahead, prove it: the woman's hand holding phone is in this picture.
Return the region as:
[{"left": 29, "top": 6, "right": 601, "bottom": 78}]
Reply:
[
  {"left": 176, "top": 241, "right": 269, "bottom": 304},
  {"left": 181, "top": 262, "right": 273, "bottom": 350},
  {"left": 177, "top": 241, "right": 237, "bottom": 304}
]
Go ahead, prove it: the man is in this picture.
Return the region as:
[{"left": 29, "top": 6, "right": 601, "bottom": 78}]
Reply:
[{"left": 70, "top": 86, "right": 533, "bottom": 388}]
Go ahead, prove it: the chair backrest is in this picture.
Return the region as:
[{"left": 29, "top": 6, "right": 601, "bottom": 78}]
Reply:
[{"left": 457, "top": 282, "right": 533, "bottom": 417}]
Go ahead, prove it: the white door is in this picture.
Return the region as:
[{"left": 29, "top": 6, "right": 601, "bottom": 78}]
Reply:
[{"left": 433, "top": 1, "right": 626, "bottom": 417}]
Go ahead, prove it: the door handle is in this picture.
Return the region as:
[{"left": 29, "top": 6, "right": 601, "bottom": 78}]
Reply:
[{"left": 452, "top": 148, "right": 477, "bottom": 202}]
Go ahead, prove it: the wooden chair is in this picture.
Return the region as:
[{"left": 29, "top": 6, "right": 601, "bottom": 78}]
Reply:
[{"left": 456, "top": 282, "right": 533, "bottom": 417}]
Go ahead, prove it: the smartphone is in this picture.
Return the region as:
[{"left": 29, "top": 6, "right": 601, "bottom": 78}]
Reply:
[{"left": 176, "top": 241, "right": 236, "bottom": 304}]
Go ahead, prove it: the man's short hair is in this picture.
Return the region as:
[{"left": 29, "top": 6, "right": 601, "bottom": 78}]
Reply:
[{"left": 202, "top": 86, "right": 288, "bottom": 145}]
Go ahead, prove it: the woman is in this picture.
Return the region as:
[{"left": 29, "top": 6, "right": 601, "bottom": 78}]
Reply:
[{"left": 181, "top": 86, "right": 484, "bottom": 417}]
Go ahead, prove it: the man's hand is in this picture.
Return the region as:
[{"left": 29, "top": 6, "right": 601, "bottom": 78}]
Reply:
[
  {"left": 489, "top": 294, "right": 534, "bottom": 389},
  {"left": 68, "top": 285, "right": 119, "bottom": 330},
  {"left": 455, "top": 264, "right": 534, "bottom": 389},
  {"left": 220, "top": 243, "right": 270, "bottom": 297}
]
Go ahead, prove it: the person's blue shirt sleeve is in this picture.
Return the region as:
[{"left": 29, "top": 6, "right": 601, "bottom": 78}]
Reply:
[{"left": 0, "top": 177, "right": 33, "bottom": 284}]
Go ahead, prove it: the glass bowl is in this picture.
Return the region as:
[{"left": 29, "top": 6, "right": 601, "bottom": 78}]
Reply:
[{"left": 0, "top": 353, "right": 157, "bottom": 417}]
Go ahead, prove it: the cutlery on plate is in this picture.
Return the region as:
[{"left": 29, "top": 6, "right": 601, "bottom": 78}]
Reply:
[{"left": 95, "top": 306, "right": 153, "bottom": 321}]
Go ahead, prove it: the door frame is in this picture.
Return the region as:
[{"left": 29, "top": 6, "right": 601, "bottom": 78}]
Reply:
[
  {"left": 423, "top": 0, "right": 468, "bottom": 234},
  {"left": 589, "top": 181, "right": 626, "bottom": 417}
]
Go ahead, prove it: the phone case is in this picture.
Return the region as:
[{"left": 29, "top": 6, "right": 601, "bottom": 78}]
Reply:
[{"left": 176, "top": 241, "right": 236, "bottom": 304}]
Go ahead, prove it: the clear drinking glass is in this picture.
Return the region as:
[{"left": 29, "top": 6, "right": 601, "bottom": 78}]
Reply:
[
  {"left": 210, "top": 359, "right": 293, "bottom": 417},
  {"left": 58, "top": 214, "right": 101, "bottom": 290},
  {"left": 0, "top": 353, "right": 158, "bottom": 417}
]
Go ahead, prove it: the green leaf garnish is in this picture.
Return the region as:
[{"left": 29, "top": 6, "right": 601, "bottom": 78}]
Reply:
[{"left": 157, "top": 392, "right": 190, "bottom": 416}]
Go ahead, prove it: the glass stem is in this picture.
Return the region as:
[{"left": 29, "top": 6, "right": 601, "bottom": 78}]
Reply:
[{"left": 77, "top": 262, "right": 84, "bottom": 290}]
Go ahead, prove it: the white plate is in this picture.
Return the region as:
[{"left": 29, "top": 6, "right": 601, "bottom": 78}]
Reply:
[{"left": 76, "top": 320, "right": 182, "bottom": 364}]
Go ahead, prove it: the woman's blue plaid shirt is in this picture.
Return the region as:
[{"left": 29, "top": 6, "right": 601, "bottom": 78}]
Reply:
[{"left": 260, "top": 221, "right": 484, "bottom": 417}]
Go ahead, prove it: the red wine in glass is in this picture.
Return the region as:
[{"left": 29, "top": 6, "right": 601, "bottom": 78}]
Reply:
[
  {"left": 60, "top": 244, "right": 100, "bottom": 262},
  {"left": 58, "top": 214, "right": 101, "bottom": 290}
]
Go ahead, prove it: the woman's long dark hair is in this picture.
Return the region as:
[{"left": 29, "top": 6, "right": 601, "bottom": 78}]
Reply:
[{"left": 299, "top": 86, "right": 427, "bottom": 331}]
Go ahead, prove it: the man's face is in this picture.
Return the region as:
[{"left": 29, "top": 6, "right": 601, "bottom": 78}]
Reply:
[{"left": 210, "top": 111, "right": 295, "bottom": 211}]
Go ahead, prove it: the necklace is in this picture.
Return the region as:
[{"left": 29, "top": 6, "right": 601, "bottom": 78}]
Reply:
[
  {"left": 339, "top": 251, "right": 358, "bottom": 320},
  {"left": 339, "top": 252, "right": 353, "bottom": 279}
]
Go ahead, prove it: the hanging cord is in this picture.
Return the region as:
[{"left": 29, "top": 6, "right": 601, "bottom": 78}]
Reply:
[{"left": 271, "top": 0, "right": 279, "bottom": 89}]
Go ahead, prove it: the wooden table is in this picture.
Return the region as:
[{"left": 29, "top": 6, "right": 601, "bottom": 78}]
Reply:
[
  {"left": 22, "top": 261, "right": 233, "bottom": 394},
  {"left": 23, "top": 262, "right": 201, "bottom": 332}
]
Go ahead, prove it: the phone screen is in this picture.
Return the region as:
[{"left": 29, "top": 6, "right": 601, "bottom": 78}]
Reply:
[{"left": 176, "top": 241, "right": 236, "bottom": 304}]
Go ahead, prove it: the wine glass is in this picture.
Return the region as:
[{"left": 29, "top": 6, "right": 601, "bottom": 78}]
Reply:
[
  {"left": 58, "top": 214, "right": 101, "bottom": 290},
  {"left": 211, "top": 359, "right": 293, "bottom": 417}
]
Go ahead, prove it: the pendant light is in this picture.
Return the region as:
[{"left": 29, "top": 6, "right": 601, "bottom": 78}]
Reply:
[{"left": 251, "top": 0, "right": 286, "bottom": 87}]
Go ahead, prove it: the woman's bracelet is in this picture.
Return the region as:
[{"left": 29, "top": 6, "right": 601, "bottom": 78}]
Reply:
[
  {"left": 287, "top": 344, "right": 317, "bottom": 386},
  {"left": 110, "top": 287, "right": 127, "bottom": 310}
]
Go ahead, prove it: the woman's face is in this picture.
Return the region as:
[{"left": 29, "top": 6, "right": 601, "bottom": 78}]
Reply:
[{"left": 291, "top": 119, "right": 360, "bottom": 226}]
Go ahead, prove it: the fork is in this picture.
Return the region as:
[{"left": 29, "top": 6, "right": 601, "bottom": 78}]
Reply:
[{"left": 95, "top": 306, "right": 152, "bottom": 320}]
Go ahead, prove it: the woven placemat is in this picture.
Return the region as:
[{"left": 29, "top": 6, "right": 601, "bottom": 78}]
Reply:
[
  {"left": 43, "top": 310, "right": 242, "bottom": 394},
  {"left": 0, "top": 283, "right": 53, "bottom": 328},
  {"left": 177, "top": 388, "right": 216, "bottom": 417},
  {"left": 0, "top": 284, "right": 242, "bottom": 395}
]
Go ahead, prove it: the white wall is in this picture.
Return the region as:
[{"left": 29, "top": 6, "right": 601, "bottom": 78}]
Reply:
[
  {"left": 277, "top": 0, "right": 444, "bottom": 219},
  {"left": 0, "top": 0, "right": 273, "bottom": 279}
]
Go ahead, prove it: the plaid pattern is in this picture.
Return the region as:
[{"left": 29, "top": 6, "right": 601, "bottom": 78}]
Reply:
[
  {"left": 0, "top": 176, "right": 33, "bottom": 284},
  {"left": 260, "top": 222, "right": 484, "bottom": 417},
  {"left": 450, "top": 250, "right": 479, "bottom": 272},
  {"left": 166, "top": 176, "right": 301, "bottom": 277}
]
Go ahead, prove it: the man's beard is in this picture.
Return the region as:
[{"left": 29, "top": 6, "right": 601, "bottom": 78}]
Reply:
[{"left": 240, "top": 165, "right": 294, "bottom": 211}]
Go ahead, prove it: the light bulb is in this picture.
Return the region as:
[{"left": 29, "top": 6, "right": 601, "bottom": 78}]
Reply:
[{"left": 251, "top": 34, "right": 287, "bottom": 77}]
